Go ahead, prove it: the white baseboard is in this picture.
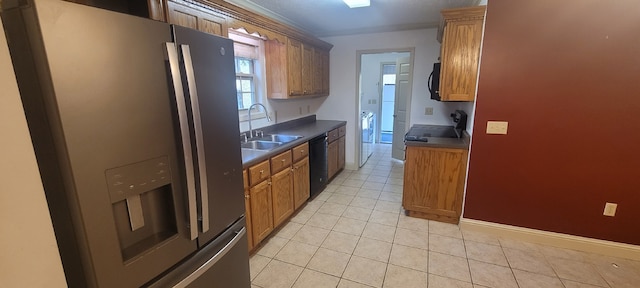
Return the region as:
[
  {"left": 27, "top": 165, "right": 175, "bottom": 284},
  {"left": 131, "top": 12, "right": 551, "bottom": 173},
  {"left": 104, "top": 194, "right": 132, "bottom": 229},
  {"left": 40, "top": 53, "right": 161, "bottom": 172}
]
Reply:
[{"left": 459, "top": 218, "right": 640, "bottom": 261}]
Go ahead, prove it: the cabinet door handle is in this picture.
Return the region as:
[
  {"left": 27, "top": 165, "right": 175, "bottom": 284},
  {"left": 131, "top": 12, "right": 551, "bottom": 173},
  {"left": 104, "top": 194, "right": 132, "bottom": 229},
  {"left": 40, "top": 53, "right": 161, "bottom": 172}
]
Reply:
[
  {"left": 260, "top": 169, "right": 264, "bottom": 174},
  {"left": 281, "top": 159, "right": 286, "bottom": 163},
  {"left": 300, "top": 150, "right": 305, "bottom": 153}
]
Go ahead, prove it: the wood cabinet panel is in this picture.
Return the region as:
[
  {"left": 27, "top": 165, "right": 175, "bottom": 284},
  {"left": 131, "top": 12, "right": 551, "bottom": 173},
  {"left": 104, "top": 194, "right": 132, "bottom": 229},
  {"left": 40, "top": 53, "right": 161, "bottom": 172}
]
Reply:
[
  {"left": 301, "top": 44, "right": 313, "bottom": 95},
  {"left": 327, "top": 140, "right": 338, "bottom": 180},
  {"left": 271, "top": 168, "right": 294, "bottom": 227},
  {"left": 249, "top": 160, "right": 270, "bottom": 187},
  {"left": 270, "top": 150, "right": 292, "bottom": 174},
  {"left": 265, "top": 38, "right": 330, "bottom": 99},
  {"left": 250, "top": 180, "right": 273, "bottom": 245},
  {"left": 287, "top": 39, "right": 303, "bottom": 96},
  {"left": 321, "top": 51, "right": 330, "bottom": 95},
  {"left": 338, "top": 136, "right": 345, "bottom": 171},
  {"left": 439, "top": 6, "right": 485, "bottom": 101},
  {"left": 402, "top": 146, "right": 468, "bottom": 224},
  {"left": 148, "top": 0, "right": 166, "bottom": 21},
  {"left": 167, "top": 0, "right": 227, "bottom": 37},
  {"left": 312, "top": 50, "right": 323, "bottom": 94},
  {"left": 292, "top": 157, "right": 310, "bottom": 210},
  {"left": 327, "top": 128, "right": 339, "bottom": 143},
  {"left": 292, "top": 142, "right": 309, "bottom": 163},
  {"left": 243, "top": 170, "right": 253, "bottom": 250}
]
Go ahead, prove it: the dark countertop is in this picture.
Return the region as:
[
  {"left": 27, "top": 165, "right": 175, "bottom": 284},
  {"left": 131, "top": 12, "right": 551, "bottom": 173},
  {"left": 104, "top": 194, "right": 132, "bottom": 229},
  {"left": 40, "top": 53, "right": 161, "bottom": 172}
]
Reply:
[
  {"left": 404, "top": 124, "right": 470, "bottom": 150},
  {"left": 241, "top": 116, "right": 346, "bottom": 168}
]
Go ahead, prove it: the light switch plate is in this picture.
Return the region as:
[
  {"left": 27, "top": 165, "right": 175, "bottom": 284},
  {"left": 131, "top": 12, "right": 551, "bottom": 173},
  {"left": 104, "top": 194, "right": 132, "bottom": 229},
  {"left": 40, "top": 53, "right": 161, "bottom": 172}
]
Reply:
[
  {"left": 603, "top": 202, "right": 617, "bottom": 216},
  {"left": 425, "top": 107, "right": 433, "bottom": 115},
  {"left": 486, "top": 121, "right": 508, "bottom": 134}
]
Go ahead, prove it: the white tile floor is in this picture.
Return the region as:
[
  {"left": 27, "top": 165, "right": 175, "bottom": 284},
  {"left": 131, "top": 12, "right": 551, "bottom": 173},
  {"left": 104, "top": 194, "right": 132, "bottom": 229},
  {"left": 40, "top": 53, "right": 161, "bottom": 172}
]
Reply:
[{"left": 250, "top": 144, "right": 640, "bottom": 288}]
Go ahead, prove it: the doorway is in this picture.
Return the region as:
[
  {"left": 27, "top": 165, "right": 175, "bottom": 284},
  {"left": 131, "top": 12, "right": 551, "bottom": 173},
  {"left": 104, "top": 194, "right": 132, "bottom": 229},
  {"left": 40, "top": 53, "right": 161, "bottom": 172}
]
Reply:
[
  {"left": 356, "top": 49, "right": 414, "bottom": 167},
  {"left": 379, "top": 63, "right": 396, "bottom": 144}
]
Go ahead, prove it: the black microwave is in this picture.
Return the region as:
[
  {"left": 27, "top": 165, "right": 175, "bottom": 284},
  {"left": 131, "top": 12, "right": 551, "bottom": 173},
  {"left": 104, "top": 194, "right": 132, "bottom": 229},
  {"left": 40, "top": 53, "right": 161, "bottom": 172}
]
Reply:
[{"left": 428, "top": 62, "right": 441, "bottom": 101}]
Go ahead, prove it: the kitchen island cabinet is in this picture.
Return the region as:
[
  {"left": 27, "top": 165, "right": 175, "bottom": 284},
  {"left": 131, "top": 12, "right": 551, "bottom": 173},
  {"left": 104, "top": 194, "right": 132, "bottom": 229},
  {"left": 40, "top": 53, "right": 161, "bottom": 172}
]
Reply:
[{"left": 403, "top": 145, "right": 468, "bottom": 224}]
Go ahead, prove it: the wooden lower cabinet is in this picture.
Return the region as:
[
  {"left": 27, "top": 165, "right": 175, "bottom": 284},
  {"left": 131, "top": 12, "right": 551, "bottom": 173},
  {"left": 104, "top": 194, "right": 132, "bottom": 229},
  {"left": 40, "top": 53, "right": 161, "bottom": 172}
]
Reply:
[
  {"left": 249, "top": 179, "right": 273, "bottom": 245},
  {"left": 271, "top": 168, "right": 294, "bottom": 227},
  {"left": 402, "top": 145, "right": 468, "bottom": 224},
  {"left": 327, "top": 125, "right": 345, "bottom": 180},
  {"left": 327, "top": 140, "right": 338, "bottom": 179},
  {"left": 243, "top": 170, "right": 253, "bottom": 250},
  {"left": 292, "top": 157, "right": 310, "bottom": 210},
  {"left": 338, "top": 136, "right": 345, "bottom": 171}
]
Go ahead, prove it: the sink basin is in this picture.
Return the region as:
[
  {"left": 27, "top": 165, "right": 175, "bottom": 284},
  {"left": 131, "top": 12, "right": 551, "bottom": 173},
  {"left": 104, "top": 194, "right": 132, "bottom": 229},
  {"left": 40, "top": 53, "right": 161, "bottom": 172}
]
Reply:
[
  {"left": 241, "top": 140, "right": 282, "bottom": 150},
  {"left": 261, "top": 134, "right": 303, "bottom": 143}
]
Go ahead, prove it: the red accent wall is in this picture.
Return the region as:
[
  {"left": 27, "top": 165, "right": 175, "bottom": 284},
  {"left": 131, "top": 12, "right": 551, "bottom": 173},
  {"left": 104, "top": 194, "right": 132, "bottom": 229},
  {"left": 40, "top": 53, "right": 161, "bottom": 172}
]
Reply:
[{"left": 464, "top": 0, "right": 640, "bottom": 245}]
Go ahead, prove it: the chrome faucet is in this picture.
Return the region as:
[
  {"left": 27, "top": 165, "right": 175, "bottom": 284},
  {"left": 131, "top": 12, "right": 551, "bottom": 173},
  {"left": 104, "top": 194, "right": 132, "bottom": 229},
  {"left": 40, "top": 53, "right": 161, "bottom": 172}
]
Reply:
[{"left": 247, "top": 103, "right": 272, "bottom": 138}]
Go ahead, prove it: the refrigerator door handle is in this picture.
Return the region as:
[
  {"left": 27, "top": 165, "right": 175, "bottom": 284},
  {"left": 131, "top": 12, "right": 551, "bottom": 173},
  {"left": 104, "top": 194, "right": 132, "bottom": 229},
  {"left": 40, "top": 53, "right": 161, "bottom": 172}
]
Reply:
[
  {"left": 166, "top": 42, "right": 198, "bottom": 240},
  {"left": 180, "top": 44, "right": 210, "bottom": 234},
  {"left": 173, "top": 227, "right": 246, "bottom": 288}
]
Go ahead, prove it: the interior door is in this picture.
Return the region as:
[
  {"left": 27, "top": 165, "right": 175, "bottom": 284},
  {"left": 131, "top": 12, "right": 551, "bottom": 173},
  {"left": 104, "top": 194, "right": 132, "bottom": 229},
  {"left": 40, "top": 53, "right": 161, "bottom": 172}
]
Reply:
[{"left": 391, "top": 56, "right": 413, "bottom": 160}]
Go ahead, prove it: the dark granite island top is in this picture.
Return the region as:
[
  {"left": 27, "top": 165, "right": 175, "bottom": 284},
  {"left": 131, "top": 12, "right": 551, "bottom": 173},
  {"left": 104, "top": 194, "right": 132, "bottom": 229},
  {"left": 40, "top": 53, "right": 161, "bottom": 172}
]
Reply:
[{"left": 240, "top": 115, "right": 346, "bottom": 168}]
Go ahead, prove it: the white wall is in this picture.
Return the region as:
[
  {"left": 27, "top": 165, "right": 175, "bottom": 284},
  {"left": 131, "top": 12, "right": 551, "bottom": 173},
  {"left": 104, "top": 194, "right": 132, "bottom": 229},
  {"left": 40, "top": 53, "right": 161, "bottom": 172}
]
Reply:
[
  {"left": 319, "top": 29, "right": 466, "bottom": 168},
  {"left": 0, "top": 23, "right": 67, "bottom": 288}
]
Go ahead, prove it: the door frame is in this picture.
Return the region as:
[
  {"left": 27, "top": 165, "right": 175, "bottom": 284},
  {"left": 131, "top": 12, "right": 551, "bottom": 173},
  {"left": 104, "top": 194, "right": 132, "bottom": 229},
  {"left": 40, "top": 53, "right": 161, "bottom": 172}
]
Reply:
[{"left": 355, "top": 48, "right": 415, "bottom": 167}]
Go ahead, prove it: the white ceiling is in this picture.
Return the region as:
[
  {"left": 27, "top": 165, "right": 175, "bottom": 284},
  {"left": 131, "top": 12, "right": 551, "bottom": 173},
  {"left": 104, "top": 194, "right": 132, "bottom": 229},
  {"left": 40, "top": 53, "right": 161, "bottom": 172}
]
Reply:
[{"left": 224, "top": 0, "right": 481, "bottom": 37}]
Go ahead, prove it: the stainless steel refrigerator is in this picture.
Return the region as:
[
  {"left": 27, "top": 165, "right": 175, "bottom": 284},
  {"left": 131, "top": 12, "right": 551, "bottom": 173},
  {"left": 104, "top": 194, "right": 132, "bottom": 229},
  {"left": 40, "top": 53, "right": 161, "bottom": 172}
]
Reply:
[{"left": 1, "top": 0, "right": 250, "bottom": 287}]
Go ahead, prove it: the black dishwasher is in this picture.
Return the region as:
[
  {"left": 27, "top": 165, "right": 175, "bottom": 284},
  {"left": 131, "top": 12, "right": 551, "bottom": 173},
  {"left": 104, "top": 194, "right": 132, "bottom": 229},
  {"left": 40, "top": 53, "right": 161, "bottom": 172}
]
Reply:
[{"left": 309, "top": 134, "right": 328, "bottom": 198}]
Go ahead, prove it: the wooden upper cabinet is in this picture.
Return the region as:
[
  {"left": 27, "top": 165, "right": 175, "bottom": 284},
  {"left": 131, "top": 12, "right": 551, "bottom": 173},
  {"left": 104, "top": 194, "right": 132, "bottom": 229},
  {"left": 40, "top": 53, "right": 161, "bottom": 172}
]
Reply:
[
  {"left": 287, "top": 39, "right": 304, "bottom": 96},
  {"left": 321, "top": 50, "right": 330, "bottom": 95},
  {"left": 301, "top": 44, "right": 314, "bottom": 95},
  {"left": 167, "top": 0, "right": 228, "bottom": 37},
  {"left": 266, "top": 37, "right": 330, "bottom": 99},
  {"left": 148, "top": 0, "right": 166, "bottom": 21},
  {"left": 312, "top": 49, "right": 323, "bottom": 94},
  {"left": 439, "top": 6, "right": 485, "bottom": 102}
]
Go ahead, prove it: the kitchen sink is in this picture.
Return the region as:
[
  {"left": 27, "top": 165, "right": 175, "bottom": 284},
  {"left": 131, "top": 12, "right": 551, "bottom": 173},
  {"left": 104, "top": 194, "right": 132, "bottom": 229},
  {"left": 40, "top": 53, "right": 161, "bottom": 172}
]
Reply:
[
  {"left": 240, "top": 140, "right": 282, "bottom": 150},
  {"left": 261, "top": 134, "right": 303, "bottom": 143}
]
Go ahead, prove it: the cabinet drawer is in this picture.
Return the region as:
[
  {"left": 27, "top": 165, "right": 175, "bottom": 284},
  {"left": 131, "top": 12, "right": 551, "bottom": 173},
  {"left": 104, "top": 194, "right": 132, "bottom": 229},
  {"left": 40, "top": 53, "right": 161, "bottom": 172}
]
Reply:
[
  {"left": 271, "top": 150, "right": 292, "bottom": 174},
  {"left": 327, "top": 128, "right": 339, "bottom": 143},
  {"left": 249, "top": 160, "right": 271, "bottom": 187},
  {"left": 292, "top": 142, "right": 309, "bottom": 162},
  {"left": 243, "top": 169, "right": 248, "bottom": 189},
  {"left": 338, "top": 125, "right": 346, "bottom": 137}
]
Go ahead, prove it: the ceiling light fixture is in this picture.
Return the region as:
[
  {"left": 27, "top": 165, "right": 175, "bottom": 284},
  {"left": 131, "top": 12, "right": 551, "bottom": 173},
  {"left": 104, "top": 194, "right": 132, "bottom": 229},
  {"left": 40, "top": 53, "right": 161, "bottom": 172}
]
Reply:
[{"left": 343, "top": 0, "right": 370, "bottom": 8}]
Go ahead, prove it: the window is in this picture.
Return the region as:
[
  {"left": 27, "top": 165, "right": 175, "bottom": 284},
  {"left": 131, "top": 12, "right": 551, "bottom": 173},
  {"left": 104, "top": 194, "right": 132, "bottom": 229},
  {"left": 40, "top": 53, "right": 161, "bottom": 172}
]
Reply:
[
  {"left": 230, "top": 31, "right": 262, "bottom": 111},
  {"left": 235, "top": 57, "right": 255, "bottom": 110}
]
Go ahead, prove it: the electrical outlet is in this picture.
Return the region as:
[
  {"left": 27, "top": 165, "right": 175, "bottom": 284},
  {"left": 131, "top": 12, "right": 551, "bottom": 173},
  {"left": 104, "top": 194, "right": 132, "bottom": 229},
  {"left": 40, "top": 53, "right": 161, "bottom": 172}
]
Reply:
[
  {"left": 603, "top": 202, "right": 617, "bottom": 217},
  {"left": 424, "top": 107, "right": 433, "bottom": 115},
  {"left": 486, "top": 121, "right": 508, "bottom": 134}
]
